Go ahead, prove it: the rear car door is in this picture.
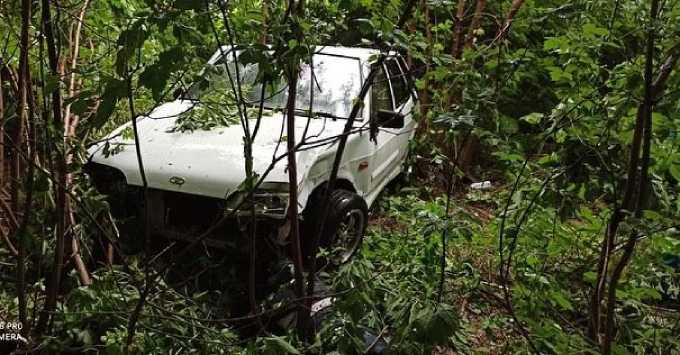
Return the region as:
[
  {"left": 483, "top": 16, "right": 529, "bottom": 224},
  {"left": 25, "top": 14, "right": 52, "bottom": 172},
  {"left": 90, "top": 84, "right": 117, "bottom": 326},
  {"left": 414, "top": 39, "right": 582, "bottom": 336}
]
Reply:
[
  {"left": 384, "top": 56, "right": 416, "bottom": 148},
  {"left": 367, "top": 57, "right": 414, "bottom": 193}
]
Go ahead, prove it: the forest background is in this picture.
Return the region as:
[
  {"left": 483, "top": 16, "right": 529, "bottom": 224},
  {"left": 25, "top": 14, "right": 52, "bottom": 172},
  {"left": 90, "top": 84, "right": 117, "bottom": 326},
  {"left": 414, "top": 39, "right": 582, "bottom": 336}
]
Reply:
[{"left": 0, "top": 0, "right": 679, "bottom": 354}]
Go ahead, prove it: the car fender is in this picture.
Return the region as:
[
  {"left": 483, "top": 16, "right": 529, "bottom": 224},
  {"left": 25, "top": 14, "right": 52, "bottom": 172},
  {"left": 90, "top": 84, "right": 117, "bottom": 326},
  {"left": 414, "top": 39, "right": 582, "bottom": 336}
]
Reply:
[{"left": 297, "top": 155, "right": 363, "bottom": 211}]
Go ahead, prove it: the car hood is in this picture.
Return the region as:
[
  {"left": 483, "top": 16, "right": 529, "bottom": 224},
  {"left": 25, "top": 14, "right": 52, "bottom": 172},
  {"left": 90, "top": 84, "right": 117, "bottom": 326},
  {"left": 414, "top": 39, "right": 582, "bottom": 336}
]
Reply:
[{"left": 87, "top": 100, "right": 354, "bottom": 199}]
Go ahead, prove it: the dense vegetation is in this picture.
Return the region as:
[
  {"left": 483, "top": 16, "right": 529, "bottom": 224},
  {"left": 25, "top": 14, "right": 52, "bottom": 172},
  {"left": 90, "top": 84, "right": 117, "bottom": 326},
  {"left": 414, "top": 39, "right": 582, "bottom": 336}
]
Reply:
[{"left": 1, "top": 0, "right": 679, "bottom": 354}]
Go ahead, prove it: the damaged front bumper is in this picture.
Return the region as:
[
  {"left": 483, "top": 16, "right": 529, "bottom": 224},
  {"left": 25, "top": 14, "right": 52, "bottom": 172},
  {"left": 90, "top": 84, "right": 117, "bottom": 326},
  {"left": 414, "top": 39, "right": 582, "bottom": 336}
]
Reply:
[{"left": 85, "top": 162, "right": 293, "bottom": 249}]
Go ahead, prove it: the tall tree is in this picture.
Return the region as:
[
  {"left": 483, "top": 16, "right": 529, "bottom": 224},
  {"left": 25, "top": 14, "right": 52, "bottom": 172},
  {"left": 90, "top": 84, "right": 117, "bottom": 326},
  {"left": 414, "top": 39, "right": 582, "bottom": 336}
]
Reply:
[
  {"left": 15, "top": 0, "right": 31, "bottom": 337},
  {"left": 36, "top": 0, "right": 69, "bottom": 334}
]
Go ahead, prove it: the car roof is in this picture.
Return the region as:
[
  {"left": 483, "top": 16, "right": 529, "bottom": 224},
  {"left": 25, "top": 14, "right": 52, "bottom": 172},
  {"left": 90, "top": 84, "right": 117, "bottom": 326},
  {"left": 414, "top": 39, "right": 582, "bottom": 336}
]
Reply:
[
  {"left": 314, "top": 46, "right": 382, "bottom": 61},
  {"left": 212, "top": 45, "right": 391, "bottom": 65}
]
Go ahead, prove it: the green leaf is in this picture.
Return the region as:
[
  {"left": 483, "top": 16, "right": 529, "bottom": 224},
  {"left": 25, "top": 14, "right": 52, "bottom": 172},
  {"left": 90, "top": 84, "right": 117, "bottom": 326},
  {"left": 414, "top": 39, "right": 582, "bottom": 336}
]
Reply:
[
  {"left": 413, "top": 305, "right": 459, "bottom": 345},
  {"left": 520, "top": 112, "right": 544, "bottom": 125},
  {"left": 498, "top": 116, "right": 518, "bottom": 134},
  {"left": 669, "top": 162, "right": 680, "bottom": 182},
  {"left": 642, "top": 210, "right": 662, "bottom": 221},
  {"left": 583, "top": 271, "right": 597, "bottom": 284},
  {"left": 92, "top": 78, "right": 126, "bottom": 129},
  {"left": 44, "top": 74, "right": 61, "bottom": 93},
  {"left": 287, "top": 39, "right": 298, "bottom": 49},
  {"left": 582, "top": 23, "right": 608, "bottom": 37},
  {"left": 264, "top": 336, "right": 300, "bottom": 354},
  {"left": 139, "top": 47, "right": 183, "bottom": 101},
  {"left": 543, "top": 37, "right": 566, "bottom": 51},
  {"left": 115, "top": 20, "right": 148, "bottom": 77},
  {"left": 65, "top": 90, "right": 95, "bottom": 116},
  {"left": 549, "top": 290, "right": 574, "bottom": 311}
]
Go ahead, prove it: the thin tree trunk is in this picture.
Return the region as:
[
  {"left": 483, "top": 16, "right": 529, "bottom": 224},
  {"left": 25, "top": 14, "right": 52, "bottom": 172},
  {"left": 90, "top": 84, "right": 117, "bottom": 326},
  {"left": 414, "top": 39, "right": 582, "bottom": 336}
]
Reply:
[
  {"left": 63, "top": 0, "right": 90, "bottom": 134},
  {"left": 591, "top": 2, "right": 663, "bottom": 352},
  {"left": 494, "top": 0, "right": 526, "bottom": 42},
  {"left": 601, "top": 6, "right": 679, "bottom": 355},
  {"left": 24, "top": 57, "right": 39, "bottom": 337},
  {"left": 447, "top": 0, "right": 466, "bottom": 116},
  {"left": 451, "top": 0, "right": 466, "bottom": 59},
  {"left": 304, "top": 0, "right": 417, "bottom": 336},
  {"left": 212, "top": 0, "right": 262, "bottom": 325},
  {"left": 284, "top": 1, "right": 307, "bottom": 333},
  {"left": 465, "top": 0, "right": 486, "bottom": 48},
  {"left": 15, "top": 0, "right": 32, "bottom": 337},
  {"left": 12, "top": 4, "right": 32, "bottom": 215},
  {"left": 419, "top": 0, "right": 431, "bottom": 121},
  {"left": 280, "top": 0, "right": 309, "bottom": 334},
  {"left": 123, "top": 60, "right": 152, "bottom": 354},
  {"left": 0, "top": 60, "right": 4, "bottom": 187},
  {"left": 284, "top": 63, "right": 308, "bottom": 332},
  {"left": 63, "top": 0, "right": 92, "bottom": 287},
  {"left": 261, "top": 0, "right": 269, "bottom": 45},
  {"left": 36, "top": 0, "right": 69, "bottom": 334}
]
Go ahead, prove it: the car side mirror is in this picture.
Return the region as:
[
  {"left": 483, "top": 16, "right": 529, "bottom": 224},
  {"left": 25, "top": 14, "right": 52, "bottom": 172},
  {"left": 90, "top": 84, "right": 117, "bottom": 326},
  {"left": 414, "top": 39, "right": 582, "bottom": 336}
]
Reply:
[{"left": 376, "top": 109, "right": 405, "bottom": 129}]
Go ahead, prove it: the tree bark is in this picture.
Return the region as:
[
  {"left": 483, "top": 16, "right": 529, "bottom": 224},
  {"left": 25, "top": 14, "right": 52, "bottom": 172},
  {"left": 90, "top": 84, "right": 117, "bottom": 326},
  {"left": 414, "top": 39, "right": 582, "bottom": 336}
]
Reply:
[
  {"left": 36, "top": 0, "right": 69, "bottom": 334},
  {"left": 590, "top": 2, "right": 670, "bottom": 353},
  {"left": 284, "top": 65, "right": 308, "bottom": 331},
  {"left": 465, "top": 0, "right": 486, "bottom": 48},
  {"left": 282, "top": 0, "right": 308, "bottom": 334},
  {"left": 494, "top": 0, "right": 526, "bottom": 42},
  {"left": 419, "top": 0, "right": 431, "bottom": 122},
  {"left": 57, "top": 0, "right": 92, "bottom": 287},
  {"left": 15, "top": 0, "right": 32, "bottom": 337},
  {"left": 451, "top": 0, "right": 466, "bottom": 59},
  {"left": 63, "top": 0, "right": 90, "bottom": 135},
  {"left": 0, "top": 59, "right": 4, "bottom": 187},
  {"left": 261, "top": 0, "right": 269, "bottom": 44}
]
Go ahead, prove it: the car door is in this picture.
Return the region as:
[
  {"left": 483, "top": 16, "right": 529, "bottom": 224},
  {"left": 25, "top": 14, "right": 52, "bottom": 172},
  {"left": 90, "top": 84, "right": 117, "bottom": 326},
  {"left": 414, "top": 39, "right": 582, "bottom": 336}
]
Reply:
[
  {"left": 384, "top": 56, "right": 416, "bottom": 154},
  {"left": 367, "top": 57, "right": 414, "bottom": 194}
]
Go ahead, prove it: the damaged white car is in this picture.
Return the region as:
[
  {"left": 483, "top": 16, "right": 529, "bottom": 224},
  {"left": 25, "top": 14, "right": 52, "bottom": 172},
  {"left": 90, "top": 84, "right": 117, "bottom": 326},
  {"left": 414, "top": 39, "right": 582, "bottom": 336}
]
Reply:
[{"left": 86, "top": 46, "right": 417, "bottom": 264}]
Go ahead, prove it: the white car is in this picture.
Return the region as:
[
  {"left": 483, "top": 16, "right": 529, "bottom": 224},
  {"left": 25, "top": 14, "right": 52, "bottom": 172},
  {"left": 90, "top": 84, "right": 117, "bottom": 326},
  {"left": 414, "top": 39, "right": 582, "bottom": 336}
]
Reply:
[{"left": 86, "top": 46, "right": 417, "bottom": 264}]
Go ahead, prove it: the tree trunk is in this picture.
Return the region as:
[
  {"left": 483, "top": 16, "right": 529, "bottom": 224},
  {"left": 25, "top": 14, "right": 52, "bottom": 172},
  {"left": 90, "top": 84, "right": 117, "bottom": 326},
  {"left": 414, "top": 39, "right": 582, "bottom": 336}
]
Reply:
[
  {"left": 494, "top": 0, "right": 526, "bottom": 42},
  {"left": 0, "top": 61, "right": 4, "bottom": 187},
  {"left": 15, "top": 0, "right": 32, "bottom": 337},
  {"left": 304, "top": 0, "right": 417, "bottom": 338},
  {"left": 63, "top": 0, "right": 92, "bottom": 287},
  {"left": 36, "top": 0, "right": 69, "bottom": 334},
  {"left": 261, "top": 0, "right": 269, "bottom": 44},
  {"left": 284, "top": 63, "right": 308, "bottom": 332},
  {"left": 589, "top": 2, "right": 671, "bottom": 353},
  {"left": 451, "top": 0, "right": 466, "bottom": 59},
  {"left": 465, "top": 0, "right": 486, "bottom": 48},
  {"left": 418, "top": 0, "right": 431, "bottom": 124}
]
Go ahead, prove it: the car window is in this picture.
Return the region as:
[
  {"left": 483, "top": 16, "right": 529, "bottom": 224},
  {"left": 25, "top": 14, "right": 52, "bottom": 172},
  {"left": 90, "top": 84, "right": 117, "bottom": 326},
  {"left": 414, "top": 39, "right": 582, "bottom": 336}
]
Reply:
[
  {"left": 371, "top": 65, "right": 394, "bottom": 118},
  {"left": 250, "top": 55, "right": 364, "bottom": 119},
  {"left": 187, "top": 52, "right": 364, "bottom": 119},
  {"left": 385, "top": 58, "right": 409, "bottom": 108},
  {"left": 397, "top": 56, "right": 415, "bottom": 97}
]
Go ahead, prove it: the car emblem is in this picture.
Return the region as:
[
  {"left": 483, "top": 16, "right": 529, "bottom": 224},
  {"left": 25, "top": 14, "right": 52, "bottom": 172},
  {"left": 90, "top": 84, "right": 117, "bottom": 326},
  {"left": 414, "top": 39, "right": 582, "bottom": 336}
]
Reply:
[{"left": 169, "top": 176, "right": 186, "bottom": 186}]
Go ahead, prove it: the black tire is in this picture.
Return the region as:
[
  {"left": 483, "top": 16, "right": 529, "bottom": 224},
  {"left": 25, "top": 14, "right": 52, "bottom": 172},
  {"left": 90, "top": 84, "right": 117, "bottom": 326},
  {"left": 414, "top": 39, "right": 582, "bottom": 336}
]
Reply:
[{"left": 303, "top": 189, "right": 369, "bottom": 266}]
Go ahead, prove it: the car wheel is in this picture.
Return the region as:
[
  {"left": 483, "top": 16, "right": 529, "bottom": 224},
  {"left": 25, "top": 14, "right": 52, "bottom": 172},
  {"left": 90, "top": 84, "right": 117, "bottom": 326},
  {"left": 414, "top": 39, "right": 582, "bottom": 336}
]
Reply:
[{"left": 304, "top": 189, "right": 368, "bottom": 266}]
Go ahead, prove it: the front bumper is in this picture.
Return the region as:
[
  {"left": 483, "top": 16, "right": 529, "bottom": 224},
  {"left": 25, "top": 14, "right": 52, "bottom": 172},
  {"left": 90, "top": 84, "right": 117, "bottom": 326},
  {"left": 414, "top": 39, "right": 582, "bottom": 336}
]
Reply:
[{"left": 85, "top": 163, "right": 292, "bottom": 249}]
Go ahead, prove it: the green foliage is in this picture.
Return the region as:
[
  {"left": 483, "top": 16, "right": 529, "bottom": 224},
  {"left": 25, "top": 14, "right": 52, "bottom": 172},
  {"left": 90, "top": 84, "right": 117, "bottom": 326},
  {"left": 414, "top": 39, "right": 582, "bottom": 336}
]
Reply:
[
  {"left": 310, "top": 193, "right": 480, "bottom": 354},
  {"left": 43, "top": 268, "right": 242, "bottom": 354},
  {"left": 2, "top": 0, "right": 680, "bottom": 354}
]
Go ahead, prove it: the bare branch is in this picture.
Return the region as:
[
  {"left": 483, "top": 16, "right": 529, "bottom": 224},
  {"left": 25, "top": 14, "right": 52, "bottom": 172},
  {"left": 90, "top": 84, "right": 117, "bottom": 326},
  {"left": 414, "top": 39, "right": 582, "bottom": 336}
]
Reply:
[{"left": 493, "top": 0, "right": 526, "bottom": 43}]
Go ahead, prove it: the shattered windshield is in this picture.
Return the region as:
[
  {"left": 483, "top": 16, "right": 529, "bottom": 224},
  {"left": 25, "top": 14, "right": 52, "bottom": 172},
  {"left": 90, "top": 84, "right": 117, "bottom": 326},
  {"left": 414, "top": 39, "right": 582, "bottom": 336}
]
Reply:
[{"left": 185, "top": 52, "right": 363, "bottom": 119}]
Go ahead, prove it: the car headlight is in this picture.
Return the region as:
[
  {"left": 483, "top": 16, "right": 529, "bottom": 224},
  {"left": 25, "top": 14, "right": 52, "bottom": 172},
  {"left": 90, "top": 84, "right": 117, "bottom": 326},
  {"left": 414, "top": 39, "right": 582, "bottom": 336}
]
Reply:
[
  {"left": 225, "top": 182, "right": 290, "bottom": 218},
  {"left": 84, "top": 162, "right": 141, "bottom": 218}
]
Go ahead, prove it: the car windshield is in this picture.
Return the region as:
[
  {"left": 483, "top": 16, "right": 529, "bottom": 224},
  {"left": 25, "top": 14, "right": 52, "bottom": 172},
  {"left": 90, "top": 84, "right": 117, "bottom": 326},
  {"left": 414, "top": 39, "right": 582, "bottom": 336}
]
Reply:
[{"left": 185, "top": 52, "right": 363, "bottom": 119}]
